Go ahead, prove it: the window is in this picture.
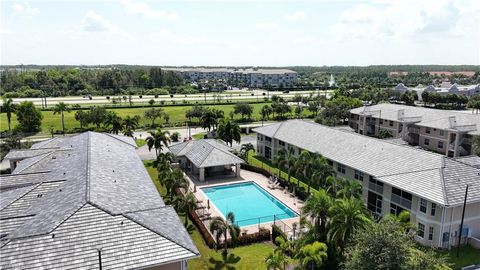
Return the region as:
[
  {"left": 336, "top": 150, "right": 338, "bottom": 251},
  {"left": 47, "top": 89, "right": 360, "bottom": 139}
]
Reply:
[
  {"left": 431, "top": 203, "right": 436, "bottom": 216},
  {"left": 368, "top": 191, "right": 382, "bottom": 215},
  {"left": 391, "top": 187, "right": 412, "bottom": 209},
  {"left": 426, "top": 127, "right": 431, "bottom": 134},
  {"left": 354, "top": 170, "right": 364, "bottom": 181},
  {"left": 418, "top": 223, "right": 425, "bottom": 238},
  {"left": 369, "top": 177, "right": 384, "bottom": 195},
  {"left": 279, "top": 140, "right": 285, "bottom": 146},
  {"left": 389, "top": 121, "right": 393, "bottom": 127},
  {"left": 265, "top": 136, "right": 272, "bottom": 142},
  {"left": 439, "top": 130, "right": 445, "bottom": 136},
  {"left": 379, "top": 119, "right": 384, "bottom": 124},
  {"left": 337, "top": 164, "right": 346, "bottom": 174},
  {"left": 438, "top": 141, "right": 444, "bottom": 149},
  {"left": 390, "top": 203, "right": 406, "bottom": 216},
  {"left": 265, "top": 146, "right": 272, "bottom": 159},
  {"left": 424, "top": 138, "right": 430, "bottom": 146},
  {"left": 428, "top": 226, "right": 434, "bottom": 241},
  {"left": 420, "top": 198, "right": 427, "bottom": 213}
]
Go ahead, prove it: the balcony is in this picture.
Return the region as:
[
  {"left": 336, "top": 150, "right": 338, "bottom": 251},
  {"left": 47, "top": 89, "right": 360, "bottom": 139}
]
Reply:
[
  {"left": 390, "top": 194, "right": 412, "bottom": 209},
  {"left": 368, "top": 181, "right": 384, "bottom": 195}
]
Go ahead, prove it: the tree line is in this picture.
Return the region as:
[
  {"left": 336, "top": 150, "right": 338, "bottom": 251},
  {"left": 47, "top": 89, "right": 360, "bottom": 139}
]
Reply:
[{"left": 0, "top": 67, "right": 187, "bottom": 97}]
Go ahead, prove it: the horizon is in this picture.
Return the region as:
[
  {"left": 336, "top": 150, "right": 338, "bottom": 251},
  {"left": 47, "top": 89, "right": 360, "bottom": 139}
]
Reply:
[{"left": 1, "top": 0, "right": 479, "bottom": 66}]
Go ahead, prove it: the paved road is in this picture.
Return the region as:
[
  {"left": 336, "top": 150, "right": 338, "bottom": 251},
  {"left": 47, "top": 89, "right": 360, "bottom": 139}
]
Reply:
[{"left": 3, "top": 89, "right": 332, "bottom": 106}]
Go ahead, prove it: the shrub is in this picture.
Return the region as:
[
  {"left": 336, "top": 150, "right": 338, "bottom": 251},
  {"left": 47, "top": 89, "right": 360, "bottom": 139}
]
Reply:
[
  {"left": 272, "top": 224, "right": 287, "bottom": 243},
  {"left": 219, "top": 227, "right": 270, "bottom": 248},
  {"left": 171, "top": 132, "right": 180, "bottom": 142}
]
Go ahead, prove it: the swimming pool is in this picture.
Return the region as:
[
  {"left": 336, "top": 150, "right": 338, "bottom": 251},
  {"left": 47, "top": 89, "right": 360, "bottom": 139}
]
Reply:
[{"left": 201, "top": 182, "right": 298, "bottom": 227}]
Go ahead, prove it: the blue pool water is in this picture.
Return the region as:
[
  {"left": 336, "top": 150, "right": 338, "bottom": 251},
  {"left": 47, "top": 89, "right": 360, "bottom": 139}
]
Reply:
[{"left": 202, "top": 182, "right": 298, "bottom": 227}]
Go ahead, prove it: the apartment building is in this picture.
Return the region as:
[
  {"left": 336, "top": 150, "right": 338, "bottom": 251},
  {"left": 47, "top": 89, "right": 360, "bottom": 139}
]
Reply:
[
  {"left": 349, "top": 104, "right": 480, "bottom": 157},
  {"left": 1, "top": 132, "right": 199, "bottom": 269},
  {"left": 253, "top": 120, "right": 480, "bottom": 249},
  {"left": 164, "top": 67, "right": 297, "bottom": 88},
  {"left": 393, "top": 83, "right": 480, "bottom": 97}
]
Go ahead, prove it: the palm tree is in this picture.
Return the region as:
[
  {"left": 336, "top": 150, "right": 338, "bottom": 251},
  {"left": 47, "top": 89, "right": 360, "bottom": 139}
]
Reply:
[
  {"left": 276, "top": 148, "right": 297, "bottom": 184},
  {"left": 104, "top": 111, "right": 123, "bottom": 134},
  {"left": 265, "top": 252, "right": 288, "bottom": 270},
  {"left": 302, "top": 189, "right": 333, "bottom": 240},
  {"left": 239, "top": 143, "right": 255, "bottom": 161},
  {"left": 337, "top": 178, "right": 363, "bottom": 199},
  {"left": 295, "top": 150, "right": 313, "bottom": 189},
  {"left": 296, "top": 241, "right": 328, "bottom": 270},
  {"left": 310, "top": 155, "right": 334, "bottom": 190},
  {"left": 327, "top": 197, "right": 371, "bottom": 253},
  {"left": 209, "top": 212, "right": 240, "bottom": 255},
  {"left": 164, "top": 168, "right": 189, "bottom": 200},
  {"left": 200, "top": 109, "right": 217, "bottom": 132},
  {"left": 217, "top": 119, "right": 241, "bottom": 146},
  {"left": 1, "top": 97, "right": 15, "bottom": 131},
  {"left": 123, "top": 115, "right": 140, "bottom": 131},
  {"left": 172, "top": 192, "right": 197, "bottom": 226},
  {"left": 274, "top": 236, "right": 293, "bottom": 270},
  {"left": 146, "top": 129, "right": 171, "bottom": 158},
  {"left": 52, "top": 102, "right": 71, "bottom": 133}
]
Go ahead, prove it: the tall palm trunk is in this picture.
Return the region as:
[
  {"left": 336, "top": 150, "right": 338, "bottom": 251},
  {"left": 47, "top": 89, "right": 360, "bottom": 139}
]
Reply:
[
  {"left": 61, "top": 111, "right": 65, "bottom": 133},
  {"left": 223, "top": 231, "right": 228, "bottom": 254}
]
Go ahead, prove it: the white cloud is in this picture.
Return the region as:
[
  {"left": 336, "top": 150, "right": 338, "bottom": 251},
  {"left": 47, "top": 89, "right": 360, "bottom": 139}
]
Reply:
[
  {"left": 121, "top": 0, "right": 179, "bottom": 20},
  {"left": 81, "top": 11, "right": 118, "bottom": 33},
  {"left": 256, "top": 21, "right": 278, "bottom": 30},
  {"left": 285, "top": 11, "right": 306, "bottom": 22},
  {"left": 12, "top": 2, "right": 39, "bottom": 17},
  {"left": 331, "top": 0, "right": 477, "bottom": 41}
]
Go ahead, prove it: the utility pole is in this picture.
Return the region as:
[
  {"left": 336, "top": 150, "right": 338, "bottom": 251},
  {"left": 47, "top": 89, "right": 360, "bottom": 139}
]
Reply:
[
  {"left": 456, "top": 184, "right": 468, "bottom": 257},
  {"left": 97, "top": 248, "right": 103, "bottom": 270}
]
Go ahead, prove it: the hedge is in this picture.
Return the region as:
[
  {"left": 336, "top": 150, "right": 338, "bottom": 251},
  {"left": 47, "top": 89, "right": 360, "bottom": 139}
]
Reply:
[
  {"left": 271, "top": 224, "right": 287, "bottom": 244},
  {"left": 219, "top": 227, "right": 271, "bottom": 249}
]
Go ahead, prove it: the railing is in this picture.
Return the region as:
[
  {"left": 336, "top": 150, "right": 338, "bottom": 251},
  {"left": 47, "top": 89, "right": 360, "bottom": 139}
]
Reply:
[
  {"left": 368, "top": 181, "right": 384, "bottom": 195},
  {"left": 235, "top": 213, "right": 295, "bottom": 228},
  {"left": 390, "top": 194, "right": 412, "bottom": 210},
  {"left": 399, "top": 116, "right": 422, "bottom": 123},
  {"left": 454, "top": 124, "right": 477, "bottom": 132}
]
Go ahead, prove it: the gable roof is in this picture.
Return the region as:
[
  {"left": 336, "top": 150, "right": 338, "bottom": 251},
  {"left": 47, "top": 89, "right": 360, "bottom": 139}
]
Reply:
[
  {"left": 253, "top": 120, "right": 480, "bottom": 206},
  {"left": 169, "top": 139, "right": 244, "bottom": 168},
  {"left": 0, "top": 132, "right": 199, "bottom": 268}
]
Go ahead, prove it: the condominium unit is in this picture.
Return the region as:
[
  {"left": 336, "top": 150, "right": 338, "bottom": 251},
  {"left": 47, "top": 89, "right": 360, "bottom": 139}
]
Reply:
[
  {"left": 394, "top": 83, "right": 480, "bottom": 98},
  {"left": 349, "top": 104, "right": 480, "bottom": 157},
  {"left": 253, "top": 120, "right": 480, "bottom": 249},
  {"left": 1, "top": 132, "right": 199, "bottom": 269},
  {"left": 164, "top": 67, "right": 297, "bottom": 88}
]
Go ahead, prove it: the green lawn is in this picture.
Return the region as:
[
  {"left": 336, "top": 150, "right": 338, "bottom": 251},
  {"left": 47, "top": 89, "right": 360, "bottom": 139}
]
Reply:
[
  {"left": 144, "top": 161, "right": 275, "bottom": 270},
  {"left": 193, "top": 132, "right": 207, "bottom": 140},
  {"left": 436, "top": 246, "right": 480, "bottom": 269},
  {"left": 0, "top": 103, "right": 274, "bottom": 134},
  {"left": 135, "top": 139, "right": 146, "bottom": 147}
]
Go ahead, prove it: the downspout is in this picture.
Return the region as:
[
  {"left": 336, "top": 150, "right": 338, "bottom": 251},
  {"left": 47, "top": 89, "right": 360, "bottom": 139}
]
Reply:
[
  {"left": 448, "top": 206, "right": 455, "bottom": 249},
  {"left": 439, "top": 206, "right": 446, "bottom": 248}
]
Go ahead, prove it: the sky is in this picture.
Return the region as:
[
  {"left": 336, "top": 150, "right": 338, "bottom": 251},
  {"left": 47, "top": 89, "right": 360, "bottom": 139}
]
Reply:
[{"left": 1, "top": 0, "right": 479, "bottom": 66}]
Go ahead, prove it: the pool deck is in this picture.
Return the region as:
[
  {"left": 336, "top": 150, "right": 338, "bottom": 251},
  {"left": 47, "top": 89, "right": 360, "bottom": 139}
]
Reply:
[{"left": 185, "top": 169, "right": 303, "bottom": 236}]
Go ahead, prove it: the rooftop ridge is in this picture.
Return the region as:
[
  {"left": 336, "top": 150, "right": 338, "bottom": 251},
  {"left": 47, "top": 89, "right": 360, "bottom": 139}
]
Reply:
[
  {"left": 439, "top": 157, "right": 449, "bottom": 206},
  {"left": 14, "top": 152, "right": 55, "bottom": 174},
  {"left": 85, "top": 132, "right": 91, "bottom": 202}
]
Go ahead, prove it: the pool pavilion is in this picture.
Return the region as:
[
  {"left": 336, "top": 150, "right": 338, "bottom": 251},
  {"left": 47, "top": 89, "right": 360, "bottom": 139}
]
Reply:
[{"left": 169, "top": 139, "right": 244, "bottom": 181}]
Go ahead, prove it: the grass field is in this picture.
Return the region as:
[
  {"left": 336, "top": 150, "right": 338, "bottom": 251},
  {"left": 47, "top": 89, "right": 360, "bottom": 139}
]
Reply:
[
  {"left": 144, "top": 161, "right": 274, "bottom": 270},
  {"left": 0, "top": 103, "right": 277, "bottom": 134},
  {"left": 436, "top": 245, "right": 480, "bottom": 269}
]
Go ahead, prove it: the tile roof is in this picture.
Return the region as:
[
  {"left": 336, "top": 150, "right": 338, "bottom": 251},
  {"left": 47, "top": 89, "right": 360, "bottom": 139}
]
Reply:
[
  {"left": 1, "top": 204, "right": 198, "bottom": 269},
  {"left": 0, "top": 132, "right": 198, "bottom": 268},
  {"left": 253, "top": 120, "right": 480, "bottom": 206},
  {"left": 169, "top": 139, "right": 244, "bottom": 168},
  {"left": 350, "top": 103, "right": 480, "bottom": 135}
]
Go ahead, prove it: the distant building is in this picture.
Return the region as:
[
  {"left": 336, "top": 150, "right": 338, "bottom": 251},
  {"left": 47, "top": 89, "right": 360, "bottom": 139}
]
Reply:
[
  {"left": 393, "top": 83, "right": 480, "bottom": 98},
  {"left": 1, "top": 132, "right": 199, "bottom": 269},
  {"left": 349, "top": 103, "right": 480, "bottom": 157},
  {"left": 164, "top": 67, "right": 297, "bottom": 88},
  {"left": 253, "top": 120, "right": 480, "bottom": 249}
]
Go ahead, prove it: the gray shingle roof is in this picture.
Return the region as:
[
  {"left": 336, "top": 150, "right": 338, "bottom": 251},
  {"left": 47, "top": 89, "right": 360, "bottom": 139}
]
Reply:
[
  {"left": 0, "top": 132, "right": 198, "bottom": 268},
  {"left": 1, "top": 204, "right": 198, "bottom": 269},
  {"left": 169, "top": 139, "right": 244, "bottom": 168},
  {"left": 4, "top": 148, "right": 57, "bottom": 160},
  {"left": 0, "top": 171, "right": 51, "bottom": 190},
  {"left": 253, "top": 120, "right": 480, "bottom": 206},
  {"left": 350, "top": 103, "right": 480, "bottom": 135}
]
